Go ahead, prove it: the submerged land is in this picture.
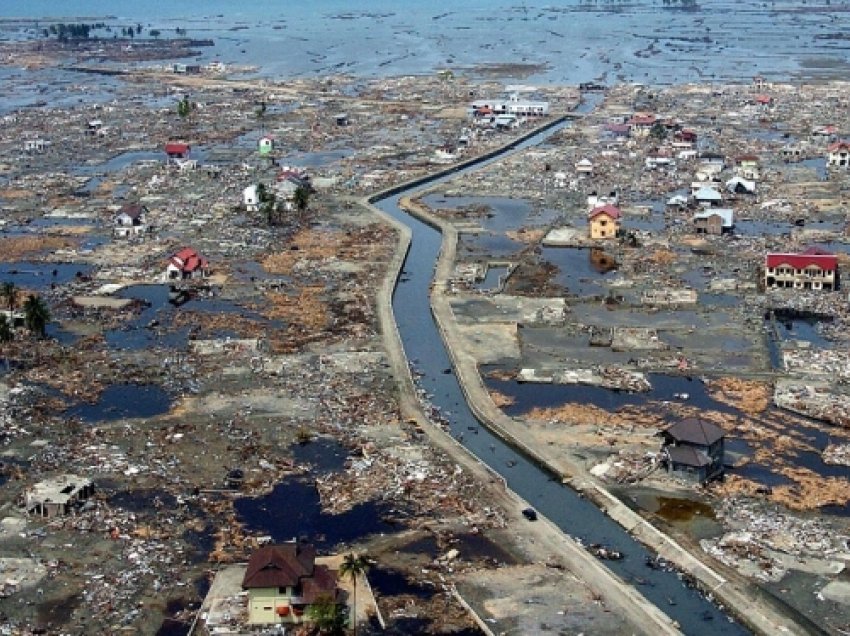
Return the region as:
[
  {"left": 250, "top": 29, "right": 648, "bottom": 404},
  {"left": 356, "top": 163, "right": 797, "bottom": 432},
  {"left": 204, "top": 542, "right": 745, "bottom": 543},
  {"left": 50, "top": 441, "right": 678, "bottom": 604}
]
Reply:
[{"left": 0, "top": 12, "right": 849, "bottom": 636}]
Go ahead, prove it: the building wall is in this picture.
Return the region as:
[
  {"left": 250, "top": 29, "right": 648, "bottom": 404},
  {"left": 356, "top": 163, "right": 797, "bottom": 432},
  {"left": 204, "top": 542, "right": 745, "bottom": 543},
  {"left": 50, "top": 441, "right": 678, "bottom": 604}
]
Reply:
[
  {"left": 247, "top": 588, "right": 308, "bottom": 625},
  {"left": 590, "top": 215, "right": 619, "bottom": 239},
  {"left": 765, "top": 265, "right": 836, "bottom": 290}
]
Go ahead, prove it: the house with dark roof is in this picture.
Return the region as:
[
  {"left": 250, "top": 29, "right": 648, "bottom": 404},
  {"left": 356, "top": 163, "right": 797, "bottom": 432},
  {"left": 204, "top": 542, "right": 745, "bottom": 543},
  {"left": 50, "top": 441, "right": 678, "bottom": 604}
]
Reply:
[
  {"left": 660, "top": 418, "right": 725, "bottom": 483},
  {"left": 113, "top": 204, "right": 148, "bottom": 239},
  {"left": 242, "top": 543, "right": 339, "bottom": 625},
  {"left": 764, "top": 248, "right": 838, "bottom": 291},
  {"left": 166, "top": 247, "right": 209, "bottom": 280}
]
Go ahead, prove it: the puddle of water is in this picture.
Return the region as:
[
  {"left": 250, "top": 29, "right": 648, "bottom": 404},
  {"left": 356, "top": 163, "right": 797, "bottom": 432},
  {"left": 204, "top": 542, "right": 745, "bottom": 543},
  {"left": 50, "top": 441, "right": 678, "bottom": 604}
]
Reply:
[
  {"left": 655, "top": 496, "right": 716, "bottom": 523},
  {"left": 798, "top": 157, "right": 828, "bottom": 180},
  {"left": 66, "top": 384, "right": 171, "bottom": 422},
  {"left": 541, "top": 246, "right": 618, "bottom": 296},
  {"left": 184, "top": 524, "right": 217, "bottom": 565},
  {"left": 474, "top": 265, "right": 509, "bottom": 292},
  {"left": 291, "top": 437, "right": 349, "bottom": 473},
  {"left": 109, "top": 489, "right": 178, "bottom": 513},
  {"left": 485, "top": 371, "right": 731, "bottom": 417},
  {"left": 461, "top": 233, "right": 524, "bottom": 258},
  {"left": 155, "top": 619, "right": 191, "bottom": 636},
  {"left": 734, "top": 219, "right": 791, "bottom": 237},
  {"left": 368, "top": 567, "right": 434, "bottom": 599},
  {"left": 421, "top": 194, "right": 557, "bottom": 234},
  {"left": 731, "top": 463, "right": 795, "bottom": 487},
  {"left": 74, "top": 150, "right": 163, "bottom": 176},
  {"left": 235, "top": 475, "right": 402, "bottom": 549},
  {"left": 0, "top": 262, "right": 93, "bottom": 288},
  {"left": 771, "top": 309, "right": 833, "bottom": 348},
  {"left": 36, "top": 593, "right": 81, "bottom": 629}
]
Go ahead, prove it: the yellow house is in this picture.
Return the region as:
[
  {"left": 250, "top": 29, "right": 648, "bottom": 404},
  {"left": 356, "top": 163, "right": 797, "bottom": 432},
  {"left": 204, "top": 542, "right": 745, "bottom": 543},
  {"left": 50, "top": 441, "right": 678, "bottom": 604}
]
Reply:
[
  {"left": 242, "top": 543, "right": 339, "bottom": 625},
  {"left": 588, "top": 204, "right": 622, "bottom": 239}
]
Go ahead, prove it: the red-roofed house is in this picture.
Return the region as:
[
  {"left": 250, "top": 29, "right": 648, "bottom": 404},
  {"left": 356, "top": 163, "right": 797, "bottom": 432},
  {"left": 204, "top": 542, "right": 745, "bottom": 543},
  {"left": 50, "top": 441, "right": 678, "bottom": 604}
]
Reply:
[
  {"left": 166, "top": 247, "right": 210, "bottom": 280},
  {"left": 827, "top": 141, "right": 850, "bottom": 168},
  {"left": 765, "top": 249, "right": 838, "bottom": 291},
  {"left": 164, "top": 142, "right": 191, "bottom": 163},
  {"left": 754, "top": 94, "right": 774, "bottom": 107},
  {"left": 242, "top": 543, "right": 340, "bottom": 626},
  {"left": 588, "top": 204, "right": 621, "bottom": 240},
  {"left": 628, "top": 113, "right": 656, "bottom": 138}
]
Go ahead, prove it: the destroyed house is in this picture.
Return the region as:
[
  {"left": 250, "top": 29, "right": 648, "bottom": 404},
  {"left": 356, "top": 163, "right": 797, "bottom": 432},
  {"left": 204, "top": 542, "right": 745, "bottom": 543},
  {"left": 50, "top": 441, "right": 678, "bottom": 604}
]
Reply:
[
  {"left": 167, "top": 247, "right": 210, "bottom": 280},
  {"left": 242, "top": 543, "right": 339, "bottom": 625},
  {"left": 765, "top": 250, "right": 838, "bottom": 291},
  {"left": 692, "top": 208, "right": 733, "bottom": 236},
  {"left": 660, "top": 418, "right": 724, "bottom": 483},
  {"left": 25, "top": 475, "right": 94, "bottom": 518}
]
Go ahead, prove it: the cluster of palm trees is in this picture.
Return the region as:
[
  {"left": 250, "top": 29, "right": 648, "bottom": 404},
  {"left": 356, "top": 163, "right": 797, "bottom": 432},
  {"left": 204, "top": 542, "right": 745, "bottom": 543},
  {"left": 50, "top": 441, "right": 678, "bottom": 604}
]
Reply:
[{"left": 1, "top": 281, "right": 51, "bottom": 345}]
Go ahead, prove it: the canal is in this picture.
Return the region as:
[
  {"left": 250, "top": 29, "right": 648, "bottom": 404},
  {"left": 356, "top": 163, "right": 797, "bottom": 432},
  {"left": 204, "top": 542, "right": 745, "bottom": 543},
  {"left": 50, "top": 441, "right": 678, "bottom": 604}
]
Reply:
[{"left": 373, "top": 108, "right": 749, "bottom": 634}]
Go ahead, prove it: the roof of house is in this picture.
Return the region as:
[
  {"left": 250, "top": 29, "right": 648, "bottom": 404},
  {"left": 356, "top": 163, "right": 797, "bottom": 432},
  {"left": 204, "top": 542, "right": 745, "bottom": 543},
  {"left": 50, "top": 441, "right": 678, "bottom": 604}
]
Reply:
[
  {"left": 606, "top": 123, "right": 631, "bottom": 134},
  {"left": 242, "top": 543, "right": 317, "bottom": 589},
  {"left": 754, "top": 94, "right": 773, "bottom": 104},
  {"left": 588, "top": 204, "right": 621, "bottom": 221},
  {"left": 765, "top": 252, "right": 838, "bottom": 271},
  {"left": 694, "top": 186, "right": 722, "bottom": 201},
  {"left": 300, "top": 565, "right": 339, "bottom": 603},
  {"left": 827, "top": 140, "right": 850, "bottom": 153},
  {"left": 693, "top": 208, "right": 734, "bottom": 227},
  {"left": 165, "top": 142, "right": 191, "bottom": 155},
  {"left": 116, "top": 204, "right": 146, "bottom": 220},
  {"left": 628, "top": 113, "right": 656, "bottom": 126},
  {"left": 736, "top": 154, "right": 759, "bottom": 163},
  {"left": 666, "top": 445, "right": 712, "bottom": 468},
  {"left": 663, "top": 418, "right": 724, "bottom": 446},
  {"left": 170, "top": 247, "right": 209, "bottom": 272}
]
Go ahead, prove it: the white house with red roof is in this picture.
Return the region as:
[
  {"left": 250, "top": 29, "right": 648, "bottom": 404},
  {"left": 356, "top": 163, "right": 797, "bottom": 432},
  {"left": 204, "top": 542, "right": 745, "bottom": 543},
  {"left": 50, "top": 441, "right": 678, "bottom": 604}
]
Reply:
[
  {"left": 627, "top": 113, "right": 656, "bottom": 138},
  {"left": 765, "top": 248, "right": 838, "bottom": 291},
  {"left": 588, "top": 204, "right": 621, "bottom": 240},
  {"left": 165, "top": 142, "right": 192, "bottom": 165},
  {"left": 827, "top": 141, "right": 850, "bottom": 168},
  {"left": 166, "top": 247, "right": 210, "bottom": 280}
]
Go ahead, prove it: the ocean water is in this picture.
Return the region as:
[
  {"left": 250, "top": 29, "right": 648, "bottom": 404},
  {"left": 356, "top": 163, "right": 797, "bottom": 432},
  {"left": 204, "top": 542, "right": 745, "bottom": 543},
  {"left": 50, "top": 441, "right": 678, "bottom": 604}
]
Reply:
[{"left": 1, "top": 0, "right": 849, "bottom": 85}]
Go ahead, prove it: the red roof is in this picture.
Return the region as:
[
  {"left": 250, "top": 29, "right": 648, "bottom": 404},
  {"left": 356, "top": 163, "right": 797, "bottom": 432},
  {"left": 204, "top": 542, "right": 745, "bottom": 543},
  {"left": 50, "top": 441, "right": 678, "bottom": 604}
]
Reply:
[
  {"left": 736, "top": 154, "right": 759, "bottom": 163},
  {"left": 628, "top": 113, "right": 656, "bottom": 126},
  {"left": 242, "top": 544, "right": 338, "bottom": 602},
  {"left": 765, "top": 252, "right": 837, "bottom": 271},
  {"left": 754, "top": 94, "right": 773, "bottom": 104},
  {"left": 827, "top": 140, "right": 850, "bottom": 153},
  {"left": 169, "top": 247, "right": 208, "bottom": 273},
  {"left": 165, "top": 142, "right": 191, "bottom": 156},
  {"left": 589, "top": 204, "right": 622, "bottom": 220}
]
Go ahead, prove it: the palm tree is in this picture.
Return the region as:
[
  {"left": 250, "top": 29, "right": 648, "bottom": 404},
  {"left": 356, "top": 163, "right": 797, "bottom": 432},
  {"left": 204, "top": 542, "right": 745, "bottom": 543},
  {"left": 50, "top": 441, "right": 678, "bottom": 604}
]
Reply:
[
  {"left": 293, "top": 185, "right": 310, "bottom": 213},
  {"left": 23, "top": 294, "right": 50, "bottom": 339},
  {"left": 339, "top": 553, "right": 370, "bottom": 636},
  {"left": 1, "top": 281, "right": 17, "bottom": 312}
]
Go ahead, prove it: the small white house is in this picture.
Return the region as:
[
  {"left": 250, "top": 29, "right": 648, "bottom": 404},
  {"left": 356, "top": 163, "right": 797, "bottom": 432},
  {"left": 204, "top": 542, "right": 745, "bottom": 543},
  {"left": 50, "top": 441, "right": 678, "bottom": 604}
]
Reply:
[
  {"left": 23, "top": 139, "right": 46, "bottom": 153},
  {"left": 827, "top": 141, "right": 850, "bottom": 168},
  {"left": 243, "top": 185, "right": 260, "bottom": 212},
  {"left": 113, "top": 204, "right": 148, "bottom": 239},
  {"left": 694, "top": 186, "right": 723, "bottom": 207}
]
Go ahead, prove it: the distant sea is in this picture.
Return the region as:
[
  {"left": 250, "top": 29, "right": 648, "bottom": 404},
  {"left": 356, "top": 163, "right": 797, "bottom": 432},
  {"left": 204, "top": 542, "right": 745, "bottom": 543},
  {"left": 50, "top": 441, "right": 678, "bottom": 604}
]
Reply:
[{"left": 1, "top": 1, "right": 850, "bottom": 86}]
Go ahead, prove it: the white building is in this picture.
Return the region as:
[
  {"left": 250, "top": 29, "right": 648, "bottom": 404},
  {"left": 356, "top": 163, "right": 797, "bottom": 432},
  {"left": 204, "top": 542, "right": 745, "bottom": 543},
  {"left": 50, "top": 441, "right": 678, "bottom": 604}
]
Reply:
[{"left": 243, "top": 184, "right": 260, "bottom": 212}]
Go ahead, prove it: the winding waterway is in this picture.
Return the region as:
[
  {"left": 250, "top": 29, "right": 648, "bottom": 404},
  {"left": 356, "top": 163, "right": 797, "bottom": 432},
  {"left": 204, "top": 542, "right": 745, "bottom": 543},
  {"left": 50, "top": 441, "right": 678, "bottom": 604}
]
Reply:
[{"left": 373, "top": 107, "right": 750, "bottom": 634}]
